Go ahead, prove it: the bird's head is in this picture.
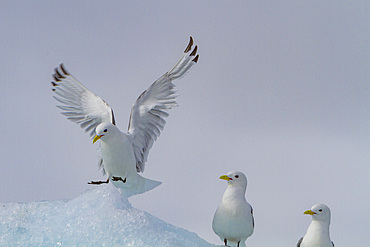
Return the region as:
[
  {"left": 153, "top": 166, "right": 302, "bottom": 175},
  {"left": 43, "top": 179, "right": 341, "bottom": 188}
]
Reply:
[
  {"left": 304, "top": 203, "right": 331, "bottom": 223},
  {"left": 93, "top": 122, "right": 117, "bottom": 143},
  {"left": 219, "top": 171, "right": 247, "bottom": 188}
]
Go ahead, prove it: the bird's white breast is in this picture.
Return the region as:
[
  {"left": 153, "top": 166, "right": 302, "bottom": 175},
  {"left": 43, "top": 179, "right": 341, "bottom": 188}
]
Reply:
[
  {"left": 212, "top": 187, "right": 254, "bottom": 242},
  {"left": 100, "top": 133, "right": 137, "bottom": 177},
  {"left": 301, "top": 221, "right": 332, "bottom": 247}
]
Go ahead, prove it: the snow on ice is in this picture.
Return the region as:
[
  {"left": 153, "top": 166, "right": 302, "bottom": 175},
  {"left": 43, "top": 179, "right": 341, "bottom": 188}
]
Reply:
[{"left": 0, "top": 184, "right": 216, "bottom": 246}]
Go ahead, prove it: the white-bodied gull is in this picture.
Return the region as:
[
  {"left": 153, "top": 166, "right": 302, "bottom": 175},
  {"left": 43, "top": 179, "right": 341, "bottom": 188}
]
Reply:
[
  {"left": 297, "top": 203, "right": 334, "bottom": 247},
  {"left": 212, "top": 171, "right": 254, "bottom": 247},
  {"left": 51, "top": 37, "right": 199, "bottom": 197}
]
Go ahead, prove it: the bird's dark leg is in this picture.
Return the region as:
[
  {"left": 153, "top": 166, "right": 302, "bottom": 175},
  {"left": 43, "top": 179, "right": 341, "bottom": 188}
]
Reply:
[
  {"left": 88, "top": 178, "right": 109, "bottom": 185},
  {"left": 224, "top": 239, "right": 227, "bottom": 246},
  {"left": 112, "top": 176, "right": 127, "bottom": 183},
  {"left": 237, "top": 241, "right": 240, "bottom": 247}
]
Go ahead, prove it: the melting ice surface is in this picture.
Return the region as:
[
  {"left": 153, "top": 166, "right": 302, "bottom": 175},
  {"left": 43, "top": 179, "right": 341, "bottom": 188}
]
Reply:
[{"left": 0, "top": 184, "right": 216, "bottom": 246}]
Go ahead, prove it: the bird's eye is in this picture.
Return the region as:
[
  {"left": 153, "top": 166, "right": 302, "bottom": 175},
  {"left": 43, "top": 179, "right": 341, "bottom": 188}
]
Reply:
[
  {"left": 104, "top": 129, "right": 108, "bottom": 133},
  {"left": 235, "top": 175, "right": 239, "bottom": 178},
  {"left": 319, "top": 209, "right": 323, "bottom": 212}
]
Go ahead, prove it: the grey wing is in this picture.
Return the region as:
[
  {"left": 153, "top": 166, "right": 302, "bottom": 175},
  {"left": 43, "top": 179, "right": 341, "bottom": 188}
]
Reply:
[
  {"left": 128, "top": 37, "right": 199, "bottom": 172},
  {"left": 296, "top": 237, "right": 303, "bottom": 247},
  {"left": 51, "top": 64, "right": 116, "bottom": 138}
]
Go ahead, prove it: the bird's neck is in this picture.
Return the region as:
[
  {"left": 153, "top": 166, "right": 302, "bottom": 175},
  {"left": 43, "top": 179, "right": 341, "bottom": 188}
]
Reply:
[
  {"left": 306, "top": 220, "right": 330, "bottom": 241},
  {"left": 311, "top": 218, "right": 330, "bottom": 228},
  {"left": 101, "top": 132, "right": 127, "bottom": 147},
  {"left": 222, "top": 185, "right": 246, "bottom": 202}
]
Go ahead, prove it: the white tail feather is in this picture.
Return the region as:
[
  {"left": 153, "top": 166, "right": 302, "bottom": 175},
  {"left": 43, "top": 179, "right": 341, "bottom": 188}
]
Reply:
[{"left": 113, "top": 175, "right": 162, "bottom": 198}]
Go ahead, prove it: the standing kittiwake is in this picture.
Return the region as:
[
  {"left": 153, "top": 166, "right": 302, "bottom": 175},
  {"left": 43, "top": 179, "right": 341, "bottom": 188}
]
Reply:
[
  {"left": 297, "top": 203, "right": 334, "bottom": 247},
  {"left": 212, "top": 171, "right": 254, "bottom": 247},
  {"left": 51, "top": 37, "right": 199, "bottom": 197}
]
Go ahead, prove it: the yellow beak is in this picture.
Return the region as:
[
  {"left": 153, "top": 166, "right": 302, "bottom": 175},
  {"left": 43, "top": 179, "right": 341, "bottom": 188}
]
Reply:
[
  {"left": 93, "top": 135, "right": 102, "bottom": 144},
  {"left": 304, "top": 209, "right": 316, "bottom": 215},
  {"left": 219, "top": 175, "right": 231, "bottom": 181}
]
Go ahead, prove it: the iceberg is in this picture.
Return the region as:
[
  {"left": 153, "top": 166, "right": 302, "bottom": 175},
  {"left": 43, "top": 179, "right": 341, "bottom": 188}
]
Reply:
[{"left": 0, "top": 184, "right": 216, "bottom": 246}]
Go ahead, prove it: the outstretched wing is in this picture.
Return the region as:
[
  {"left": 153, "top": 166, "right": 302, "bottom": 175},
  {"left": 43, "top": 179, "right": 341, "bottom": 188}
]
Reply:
[
  {"left": 51, "top": 64, "right": 116, "bottom": 138},
  {"left": 128, "top": 37, "right": 199, "bottom": 172}
]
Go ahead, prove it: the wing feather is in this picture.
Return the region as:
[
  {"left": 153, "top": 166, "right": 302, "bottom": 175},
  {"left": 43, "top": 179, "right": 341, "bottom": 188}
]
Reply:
[
  {"left": 51, "top": 64, "right": 115, "bottom": 138},
  {"left": 128, "top": 37, "right": 199, "bottom": 172}
]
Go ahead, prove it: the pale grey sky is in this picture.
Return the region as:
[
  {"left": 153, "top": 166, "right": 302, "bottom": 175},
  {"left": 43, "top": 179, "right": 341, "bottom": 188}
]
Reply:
[{"left": 0, "top": 1, "right": 369, "bottom": 246}]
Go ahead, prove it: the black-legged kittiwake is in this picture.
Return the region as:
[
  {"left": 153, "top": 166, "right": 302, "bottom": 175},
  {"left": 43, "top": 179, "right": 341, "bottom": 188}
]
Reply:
[
  {"left": 297, "top": 203, "right": 334, "bottom": 247},
  {"left": 51, "top": 37, "right": 199, "bottom": 197},
  {"left": 212, "top": 171, "right": 254, "bottom": 247}
]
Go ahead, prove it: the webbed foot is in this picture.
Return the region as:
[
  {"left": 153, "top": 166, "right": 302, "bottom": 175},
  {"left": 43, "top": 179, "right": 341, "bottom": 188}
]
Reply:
[
  {"left": 88, "top": 178, "right": 109, "bottom": 185},
  {"left": 112, "top": 176, "right": 126, "bottom": 183}
]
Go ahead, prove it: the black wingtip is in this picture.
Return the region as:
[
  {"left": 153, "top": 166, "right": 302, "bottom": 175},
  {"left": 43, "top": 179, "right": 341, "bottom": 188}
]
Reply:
[
  {"left": 53, "top": 74, "right": 61, "bottom": 82},
  {"left": 60, "top": 63, "right": 70, "bottom": 76},
  {"left": 192, "top": 54, "right": 199, "bottom": 63},
  {"left": 54, "top": 67, "right": 66, "bottom": 80},
  {"left": 190, "top": 45, "right": 198, "bottom": 56},
  {"left": 52, "top": 64, "right": 69, "bottom": 83},
  {"left": 184, "top": 36, "right": 194, "bottom": 53},
  {"left": 51, "top": 81, "right": 59, "bottom": 87}
]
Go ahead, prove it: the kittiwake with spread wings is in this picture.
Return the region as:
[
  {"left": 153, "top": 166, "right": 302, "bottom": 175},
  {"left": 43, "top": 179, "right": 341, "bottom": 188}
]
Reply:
[{"left": 51, "top": 37, "right": 199, "bottom": 197}]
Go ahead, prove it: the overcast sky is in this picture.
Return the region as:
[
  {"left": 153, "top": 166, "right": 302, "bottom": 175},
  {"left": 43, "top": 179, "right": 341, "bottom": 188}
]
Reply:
[{"left": 0, "top": 1, "right": 369, "bottom": 246}]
